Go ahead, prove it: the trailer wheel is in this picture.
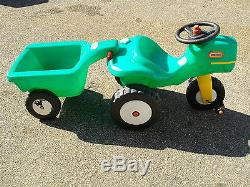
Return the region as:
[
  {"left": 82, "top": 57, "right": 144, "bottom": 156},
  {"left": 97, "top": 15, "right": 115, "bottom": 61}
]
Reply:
[
  {"left": 25, "top": 90, "right": 61, "bottom": 120},
  {"left": 111, "top": 86, "right": 160, "bottom": 129}
]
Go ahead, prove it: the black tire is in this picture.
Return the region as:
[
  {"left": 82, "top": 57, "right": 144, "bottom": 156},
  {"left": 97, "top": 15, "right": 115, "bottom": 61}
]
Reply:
[
  {"left": 111, "top": 86, "right": 160, "bottom": 129},
  {"left": 25, "top": 90, "right": 61, "bottom": 120},
  {"left": 186, "top": 77, "right": 225, "bottom": 110}
]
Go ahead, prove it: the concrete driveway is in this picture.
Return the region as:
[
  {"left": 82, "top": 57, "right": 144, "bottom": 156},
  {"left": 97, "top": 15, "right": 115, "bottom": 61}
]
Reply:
[{"left": 0, "top": 0, "right": 250, "bottom": 186}]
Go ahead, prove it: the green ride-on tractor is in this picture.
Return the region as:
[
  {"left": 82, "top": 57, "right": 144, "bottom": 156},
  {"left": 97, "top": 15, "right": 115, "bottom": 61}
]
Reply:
[{"left": 7, "top": 21, "right": 237, "bottom": 129}]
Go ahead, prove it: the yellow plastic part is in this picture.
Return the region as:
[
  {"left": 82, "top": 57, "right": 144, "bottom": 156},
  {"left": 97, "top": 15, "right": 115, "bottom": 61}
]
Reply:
[{"left": 197, "top": 74, "right": 212, "bottom": 103}]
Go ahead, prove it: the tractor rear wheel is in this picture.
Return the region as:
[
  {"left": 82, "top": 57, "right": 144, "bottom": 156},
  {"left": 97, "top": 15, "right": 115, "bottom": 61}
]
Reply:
[{"left": 111, "top": 86, "right": 160, "bottom": 129}]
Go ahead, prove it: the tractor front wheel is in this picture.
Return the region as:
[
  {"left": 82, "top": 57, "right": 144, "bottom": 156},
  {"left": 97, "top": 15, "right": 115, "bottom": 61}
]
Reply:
[{"left": 186, "top": 77, "right": 225, "bottom": 110}]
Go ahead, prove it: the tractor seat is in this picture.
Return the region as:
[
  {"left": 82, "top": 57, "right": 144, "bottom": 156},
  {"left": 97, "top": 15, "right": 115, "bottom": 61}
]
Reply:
[{"left": 136, "top": 36, "right": 170, "bottom": 72}]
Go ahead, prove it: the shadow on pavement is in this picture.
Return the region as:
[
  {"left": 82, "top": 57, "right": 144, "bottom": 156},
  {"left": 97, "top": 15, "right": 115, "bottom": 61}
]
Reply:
[
  {"left": 42, "top": 89, "right": 250, "bottom": 157},
  {"left": 0, "top": 0, "right": 48, "bottom": 8}
]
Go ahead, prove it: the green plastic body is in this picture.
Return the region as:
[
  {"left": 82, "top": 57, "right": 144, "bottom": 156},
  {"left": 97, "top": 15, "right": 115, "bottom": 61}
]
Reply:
[
  {"left": 7, "top": 40, "right": 119, "bottom": 97},
  {"left": 7, "top": 35, "right": 237, "bottom": 97},
  {"left": 108, "top": 35, "right": 237, "bottom": 87}
]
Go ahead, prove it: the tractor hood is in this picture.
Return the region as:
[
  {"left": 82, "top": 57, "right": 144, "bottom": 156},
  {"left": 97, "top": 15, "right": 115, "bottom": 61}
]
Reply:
[{"left": 187, "top": 35, "right": 237, "bottom": 73}]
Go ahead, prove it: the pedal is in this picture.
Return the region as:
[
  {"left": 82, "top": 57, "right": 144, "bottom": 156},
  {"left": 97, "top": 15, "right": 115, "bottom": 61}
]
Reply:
[{"left": 213, "top": 101, "right": 225, "bottom": 115}]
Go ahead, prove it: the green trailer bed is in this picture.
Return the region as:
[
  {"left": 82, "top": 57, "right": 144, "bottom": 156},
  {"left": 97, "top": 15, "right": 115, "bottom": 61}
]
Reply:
[{"left": 7, "top": 40, "right": 119, "bottom": 97}]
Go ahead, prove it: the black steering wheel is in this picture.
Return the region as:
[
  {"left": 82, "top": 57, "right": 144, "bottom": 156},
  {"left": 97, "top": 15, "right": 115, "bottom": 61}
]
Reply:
[{"left": 175, "top": 21, "right": 220, "bottom": 44}]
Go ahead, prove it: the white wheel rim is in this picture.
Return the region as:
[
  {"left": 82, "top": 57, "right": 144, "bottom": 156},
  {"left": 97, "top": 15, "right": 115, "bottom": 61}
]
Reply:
[
  {"left": 195, "top": 90, "right": 217, "bottom": 105},
  {"left": 120, "top": 100, "right": 152, "bottom": 125},
  {"left": 32, "top": 99, "right": 52, "bottom": 116}
]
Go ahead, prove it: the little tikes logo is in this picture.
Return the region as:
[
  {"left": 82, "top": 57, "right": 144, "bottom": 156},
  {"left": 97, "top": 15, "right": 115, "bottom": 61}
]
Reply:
[{"left": 209, "top": 51, "right": 224, "bottom": 58}]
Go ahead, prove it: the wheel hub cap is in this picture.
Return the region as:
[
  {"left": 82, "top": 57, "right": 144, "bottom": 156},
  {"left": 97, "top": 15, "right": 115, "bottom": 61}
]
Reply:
[
  {"left": 120, "top": 100, "right": 152, "bottom": 125},
  {"left": 32, "top": 99, "right": 52, "bottom": 116},
  {"left": 195, "top": 89, "right": 217, "bottom": 105}
]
